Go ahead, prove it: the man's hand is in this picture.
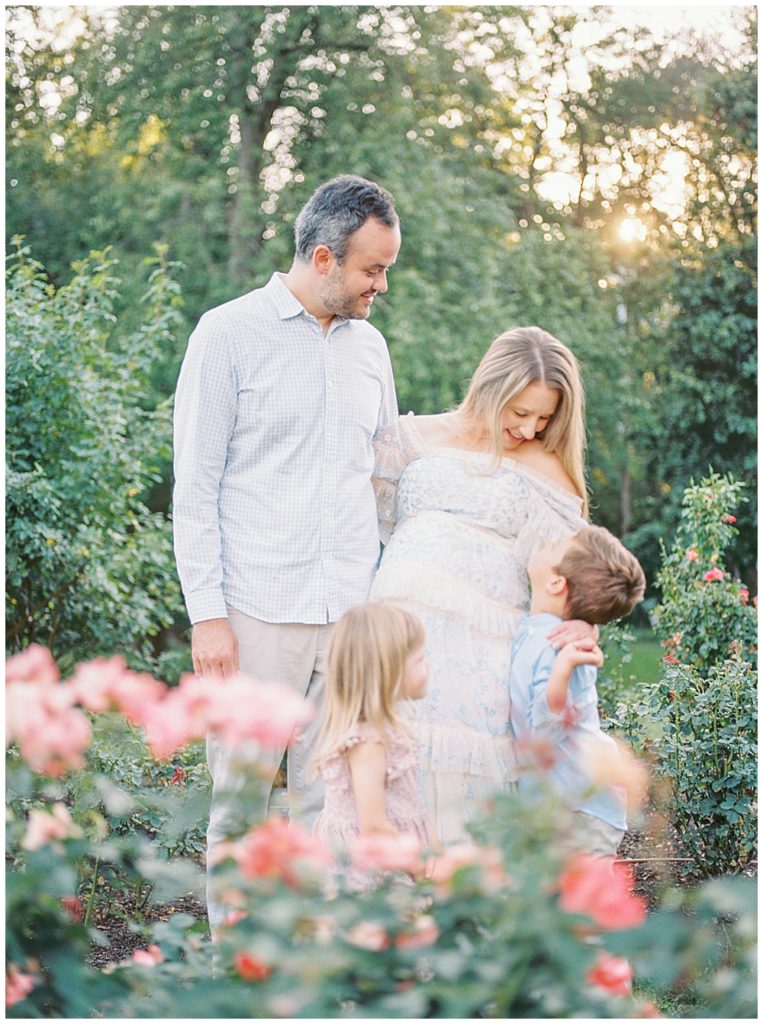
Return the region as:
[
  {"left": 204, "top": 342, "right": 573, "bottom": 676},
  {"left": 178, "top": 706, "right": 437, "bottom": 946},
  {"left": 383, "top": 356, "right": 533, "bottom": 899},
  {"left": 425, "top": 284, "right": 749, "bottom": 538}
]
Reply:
[
  {"left": 192, "top": 618, "right": 239, "bottom": 679},
  {"left": 547, "top": 618, "right": 599, "bottom": 649}
]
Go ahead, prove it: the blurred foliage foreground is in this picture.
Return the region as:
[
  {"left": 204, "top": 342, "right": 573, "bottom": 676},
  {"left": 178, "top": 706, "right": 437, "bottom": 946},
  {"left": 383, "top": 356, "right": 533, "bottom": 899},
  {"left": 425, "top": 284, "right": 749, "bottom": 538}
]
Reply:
[{"left": 5, "top": 475, "right": 757, "bottom": 1018}]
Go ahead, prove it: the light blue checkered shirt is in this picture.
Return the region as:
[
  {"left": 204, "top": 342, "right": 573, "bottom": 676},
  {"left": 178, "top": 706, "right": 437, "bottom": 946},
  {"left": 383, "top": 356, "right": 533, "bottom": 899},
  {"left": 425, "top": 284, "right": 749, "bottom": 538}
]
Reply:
[{"left": 173, "top": 272, "right": 398, "bottom": 625}]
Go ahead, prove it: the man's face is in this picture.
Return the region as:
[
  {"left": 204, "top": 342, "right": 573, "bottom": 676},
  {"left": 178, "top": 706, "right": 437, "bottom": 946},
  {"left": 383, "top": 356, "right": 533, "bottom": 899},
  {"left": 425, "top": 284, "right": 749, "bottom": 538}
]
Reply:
[{"left": 319, "top": 217, "right": 401, "bottom": 320}]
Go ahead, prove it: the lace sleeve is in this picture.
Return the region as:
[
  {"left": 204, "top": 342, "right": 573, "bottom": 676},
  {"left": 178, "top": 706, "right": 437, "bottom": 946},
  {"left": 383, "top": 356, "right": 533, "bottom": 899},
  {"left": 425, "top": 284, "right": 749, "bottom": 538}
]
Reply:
[{"left": 372, "top": 414, "right": 422, "bottom": 544}]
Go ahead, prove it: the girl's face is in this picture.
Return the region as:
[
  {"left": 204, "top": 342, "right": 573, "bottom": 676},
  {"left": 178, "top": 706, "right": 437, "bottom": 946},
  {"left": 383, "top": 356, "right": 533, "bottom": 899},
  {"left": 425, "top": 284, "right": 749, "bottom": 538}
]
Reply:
[
  {"left": 403, "top": 642, "right": 430, "bottom": 700},
  {"left": 500, "top": 382, "right": 560, "bottom": 451}
]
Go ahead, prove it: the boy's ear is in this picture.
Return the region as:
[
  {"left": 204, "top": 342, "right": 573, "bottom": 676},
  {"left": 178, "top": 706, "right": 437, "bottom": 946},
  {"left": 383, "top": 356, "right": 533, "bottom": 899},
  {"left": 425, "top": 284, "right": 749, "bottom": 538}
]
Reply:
[{"left": 546, "top": 573, "right": 568, "bottom": 597}]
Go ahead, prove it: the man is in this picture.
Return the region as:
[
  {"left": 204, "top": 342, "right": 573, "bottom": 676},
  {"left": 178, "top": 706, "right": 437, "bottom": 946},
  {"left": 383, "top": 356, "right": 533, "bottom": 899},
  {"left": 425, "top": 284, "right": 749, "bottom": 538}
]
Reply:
[{"left": 172, "top": 175, "right": 401, "bottom": 925}]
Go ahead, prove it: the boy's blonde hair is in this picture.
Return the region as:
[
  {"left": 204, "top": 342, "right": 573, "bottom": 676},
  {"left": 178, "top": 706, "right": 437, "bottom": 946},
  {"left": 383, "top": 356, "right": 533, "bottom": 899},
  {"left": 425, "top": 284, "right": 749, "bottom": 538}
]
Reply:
[
  {"left": 312, "top": 602, "right": 425, "bottom": 771},
  {"left": 458, "top": 326, "right": 589, "bottom": 516},
  {"left": 555, "top": 525, "right": 646, "bottom": 624}
]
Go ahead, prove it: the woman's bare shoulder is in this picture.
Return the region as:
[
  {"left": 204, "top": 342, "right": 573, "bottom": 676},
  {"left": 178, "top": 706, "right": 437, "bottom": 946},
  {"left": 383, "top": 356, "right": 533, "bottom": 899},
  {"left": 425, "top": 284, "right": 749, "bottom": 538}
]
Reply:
[{"left": 515, "top": 442, "right": 580, "bottom": 496}]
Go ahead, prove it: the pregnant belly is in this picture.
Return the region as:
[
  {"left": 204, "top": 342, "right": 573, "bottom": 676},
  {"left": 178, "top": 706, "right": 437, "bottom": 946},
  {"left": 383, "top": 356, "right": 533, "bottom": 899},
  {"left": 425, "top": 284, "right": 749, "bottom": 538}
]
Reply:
[{"left": 374, "top": 511, "right": 528, "bottom": 610}]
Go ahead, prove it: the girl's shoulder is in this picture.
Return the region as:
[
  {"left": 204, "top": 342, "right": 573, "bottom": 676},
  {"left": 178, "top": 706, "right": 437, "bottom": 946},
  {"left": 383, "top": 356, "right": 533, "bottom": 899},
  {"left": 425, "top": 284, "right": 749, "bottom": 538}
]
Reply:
[{"left": 341, "top": 720, "right": 385, "bottom": 751}]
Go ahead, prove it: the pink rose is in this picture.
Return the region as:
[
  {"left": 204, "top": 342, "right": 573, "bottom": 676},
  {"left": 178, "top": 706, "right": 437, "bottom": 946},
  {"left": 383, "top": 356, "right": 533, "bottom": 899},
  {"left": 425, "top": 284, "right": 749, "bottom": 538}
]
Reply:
[
  {"left": 224, "top": 818, "right": 333, "bottom": 888},
  {"left": 427, "top": 842, "right": 508, "bottom": 894},
  {"left": 557, "top": 854, "right": 647, "bottom": 930},
  {"left": 662, "top": 654, "right": 680, "bottom": 666},
  {"left": 586, "top": 951, "right": 633, "bottom": 996},
  {"left": 350, "top": 831, "right": 424, "bottom": 874},
  {"left": 395, "top": 914, "right": 439, "bottom": 949},
  {"left": 5, "top": 965, "right": 37, "bottom": 1007},
  {"left": 22, "top": 802, "right": 83, "bottom": 850},
  {"left": 722, "top": 514, "right": 736, "bottom": 524},
  {"left": 131, "top": 944, "right": 164, "bottom": 967},
  {"left": 739, "top": 587, "right": 750, "bottom": 605},
  {"left": 235, "top": 951, "right": 271, "bottom": 981},
  {"left": 6, "top": 679, "right": 91, "bottom": 775},
  {"left": 6, "top": 644, "right": 60, "bottom": 685},
  {"left": 346, "top": 920, "right": 389, "bottom": 951},
  {"left": 685, "top": 547, "right": 699, "bottom": 562},
  {"left": 703, "top": 567, "right": 724, "bottom": 582}
]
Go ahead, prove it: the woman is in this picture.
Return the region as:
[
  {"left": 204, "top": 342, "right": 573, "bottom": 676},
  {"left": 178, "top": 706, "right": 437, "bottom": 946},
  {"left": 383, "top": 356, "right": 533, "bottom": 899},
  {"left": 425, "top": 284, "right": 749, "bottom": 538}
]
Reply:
[{"left": 371, "top": 326, "right": 591, "bottom": 845}]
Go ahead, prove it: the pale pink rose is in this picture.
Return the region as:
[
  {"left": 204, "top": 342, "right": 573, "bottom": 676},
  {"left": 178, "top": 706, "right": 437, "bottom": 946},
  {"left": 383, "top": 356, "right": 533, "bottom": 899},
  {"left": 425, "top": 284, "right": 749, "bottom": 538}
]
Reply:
[
  {"left": 579, "top": 734, "right": 649, "bottom": 815},
  {"left": 350, "top": 831, "right": 424, "bottom": 874},
  {"left": 685, "top": 547, "right": 699, "bottom": 562},
  {"left": 5, "top": 964, "right": 37, "bottom": 1007},
  {"left": 557, "top": 854, "right": 646, "bottom": 930},
  {"left": 70, "top": 656, "right": 166, "bottom": 724},
  {"left": 142, "top": 693, "right": 203, "bottom": 761},
  {"left": 346, "top": 920, "right": 389, "bottom": 951},
  {"left": 586, "top": 951, "right": 633, "bottom": 996},
  {"left": 427, "top": 842, "right": 508, "bottom": 894},
  {"left": 130, "top": 944, "right": 164, "bottom": 966},
  {"left": 739, "top": 587, "right": 750, "bottom": 605},
  {"left": 22, "top": 802, "right": 83, "bottom": 850},
  {"left": 395, "top": 914, "right": 439, "bottom": 949},
  {"left": 703, "top": 567, "right": 724, "bottom": 582},
  {"left": 226, "top": 818, "right": 333, "bottom": 888},
  {"left": 7, "top": 681, "right": 91, "bottom": 775},
  {"left": 6, "top": 644, "right": 60, "bottom": 685},
  {"left": 68, "top": 656, "right": 131, "bottom": 712},
  {"left": 206, "top": 675, "right": 314, "bottom": 749}
]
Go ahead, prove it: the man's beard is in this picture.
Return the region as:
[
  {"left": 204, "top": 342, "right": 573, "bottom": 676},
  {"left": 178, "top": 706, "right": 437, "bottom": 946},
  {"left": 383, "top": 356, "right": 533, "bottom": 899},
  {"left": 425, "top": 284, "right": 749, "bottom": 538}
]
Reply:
[{"left": 320, "top": 271, "right": 371, "bottom": 320}]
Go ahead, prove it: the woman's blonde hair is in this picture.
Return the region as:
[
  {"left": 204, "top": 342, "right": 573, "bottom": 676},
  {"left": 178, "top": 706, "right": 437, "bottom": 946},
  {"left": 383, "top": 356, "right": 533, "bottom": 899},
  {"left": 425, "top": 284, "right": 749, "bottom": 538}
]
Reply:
[
  {"left": 458, "top": 326, "right": 588, "bottom": 515},
  {"left": 312, "top": 602, "right": 425, "bottom": 771}
]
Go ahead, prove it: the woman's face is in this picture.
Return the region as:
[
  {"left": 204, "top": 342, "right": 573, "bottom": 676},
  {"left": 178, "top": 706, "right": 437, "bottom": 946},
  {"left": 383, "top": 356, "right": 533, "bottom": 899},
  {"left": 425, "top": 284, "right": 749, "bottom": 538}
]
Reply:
[{"left": 500, "top": 382, "right": 560, "bottom": 451}]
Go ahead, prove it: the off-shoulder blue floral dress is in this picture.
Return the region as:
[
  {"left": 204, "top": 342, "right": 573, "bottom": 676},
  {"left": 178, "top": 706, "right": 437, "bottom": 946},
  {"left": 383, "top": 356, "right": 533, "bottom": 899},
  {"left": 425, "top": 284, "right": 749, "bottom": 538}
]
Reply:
[{"left": 370, "top": 413, "right": 586, "bottom": 844}]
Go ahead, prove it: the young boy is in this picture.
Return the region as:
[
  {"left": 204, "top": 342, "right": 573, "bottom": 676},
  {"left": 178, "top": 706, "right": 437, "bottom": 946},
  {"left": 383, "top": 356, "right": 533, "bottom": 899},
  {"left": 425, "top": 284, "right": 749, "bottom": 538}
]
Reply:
[{"left": 509, "top": 525, "right": 646, "bottom": 857}]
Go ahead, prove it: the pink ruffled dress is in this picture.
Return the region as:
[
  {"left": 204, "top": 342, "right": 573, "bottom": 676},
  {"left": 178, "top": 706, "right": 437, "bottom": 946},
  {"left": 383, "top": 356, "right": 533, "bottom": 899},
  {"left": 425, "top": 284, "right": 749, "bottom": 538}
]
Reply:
[{"left": 314, "top": 721, "right": 428, "bottom": 889}]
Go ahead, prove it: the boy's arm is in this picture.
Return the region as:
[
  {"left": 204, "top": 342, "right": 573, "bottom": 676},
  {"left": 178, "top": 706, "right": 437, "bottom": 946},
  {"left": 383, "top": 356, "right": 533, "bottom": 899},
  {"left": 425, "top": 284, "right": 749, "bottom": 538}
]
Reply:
[{"left": 546, "top": 639, "right": 604, "bottom": 714}]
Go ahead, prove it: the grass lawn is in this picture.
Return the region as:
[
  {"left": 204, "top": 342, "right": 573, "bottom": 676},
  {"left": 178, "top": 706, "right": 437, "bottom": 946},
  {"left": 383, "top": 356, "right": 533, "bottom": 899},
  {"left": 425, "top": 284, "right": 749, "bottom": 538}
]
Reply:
[{"left": 626, "top": 628, "right": 664, "bottom": 685}]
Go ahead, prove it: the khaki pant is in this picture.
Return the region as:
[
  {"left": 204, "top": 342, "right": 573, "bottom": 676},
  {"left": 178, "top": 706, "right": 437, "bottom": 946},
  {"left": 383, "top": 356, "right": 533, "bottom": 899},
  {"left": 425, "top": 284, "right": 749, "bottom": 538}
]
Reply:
[
  {"left": 572, "top": 811, "right": 625, "bottom": 858},
  {"left": 206, "top": 607, "right": 332, "bottom": 929}
]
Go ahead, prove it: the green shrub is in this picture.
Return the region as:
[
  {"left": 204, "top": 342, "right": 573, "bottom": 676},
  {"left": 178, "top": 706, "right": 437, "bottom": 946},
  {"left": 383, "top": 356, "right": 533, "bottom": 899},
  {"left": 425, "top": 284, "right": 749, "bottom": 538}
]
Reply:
[
  {"left": 6, "top": 241, "right": 185, "bottom": 673},
  {"left": 609, "top": 472, "right": 757, "bottom": 877}
]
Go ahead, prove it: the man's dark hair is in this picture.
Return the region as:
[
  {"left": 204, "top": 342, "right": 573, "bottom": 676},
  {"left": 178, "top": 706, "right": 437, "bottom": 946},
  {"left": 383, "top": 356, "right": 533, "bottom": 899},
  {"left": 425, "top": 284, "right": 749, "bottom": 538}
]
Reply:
[{"left": 294, "top": 175, "right": 398, "bottom": 264}]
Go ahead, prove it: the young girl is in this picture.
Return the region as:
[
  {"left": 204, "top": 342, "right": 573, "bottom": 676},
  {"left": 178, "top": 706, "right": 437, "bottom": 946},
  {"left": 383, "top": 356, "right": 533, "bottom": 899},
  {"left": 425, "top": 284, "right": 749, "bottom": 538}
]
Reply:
[{"left": 312, "top": 602, "right": 430, "bottom": 885}]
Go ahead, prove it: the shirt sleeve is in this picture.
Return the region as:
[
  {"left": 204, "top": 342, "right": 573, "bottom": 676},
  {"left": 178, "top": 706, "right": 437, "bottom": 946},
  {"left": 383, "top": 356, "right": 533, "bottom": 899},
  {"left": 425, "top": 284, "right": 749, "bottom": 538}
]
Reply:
[
  {"left": 172, "top": 312, "right": 237, "bottom": 624},
  {"left": 530, "top": 656, "right": 598, "bottom": 738}
]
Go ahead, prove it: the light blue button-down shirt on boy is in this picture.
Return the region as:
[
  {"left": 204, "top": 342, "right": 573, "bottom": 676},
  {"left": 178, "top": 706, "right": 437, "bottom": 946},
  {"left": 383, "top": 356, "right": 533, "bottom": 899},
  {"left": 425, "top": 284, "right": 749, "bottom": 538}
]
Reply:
[{"left": 509, "top": 612, "right": 627, "bottom": 830}]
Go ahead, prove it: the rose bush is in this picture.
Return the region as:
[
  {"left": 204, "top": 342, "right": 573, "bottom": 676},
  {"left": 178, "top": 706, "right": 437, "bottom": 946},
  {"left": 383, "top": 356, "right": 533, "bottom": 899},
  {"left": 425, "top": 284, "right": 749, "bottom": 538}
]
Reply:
[
  {"left": 605, "top": 473, "right": 757, "bottom": 877},
  {"left": 6, "top": 645, "right": 757, "bottom": 1018}
]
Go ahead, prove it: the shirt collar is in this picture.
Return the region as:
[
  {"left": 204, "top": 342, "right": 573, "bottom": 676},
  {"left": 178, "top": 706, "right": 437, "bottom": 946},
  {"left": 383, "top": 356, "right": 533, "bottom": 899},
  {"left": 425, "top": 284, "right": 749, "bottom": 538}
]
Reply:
[
  {"left": 525, "top": 612, "right": 564, "bottom": 632},
  {"left": 266, "top": 272, "right": 309, "bottom": 321}
]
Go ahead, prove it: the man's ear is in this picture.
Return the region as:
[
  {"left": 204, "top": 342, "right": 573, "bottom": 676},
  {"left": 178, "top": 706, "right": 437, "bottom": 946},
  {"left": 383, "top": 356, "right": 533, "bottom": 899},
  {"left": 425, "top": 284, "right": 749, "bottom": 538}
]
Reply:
[{"left": 312, "top": 244, "right": 334, "bottom": 276}]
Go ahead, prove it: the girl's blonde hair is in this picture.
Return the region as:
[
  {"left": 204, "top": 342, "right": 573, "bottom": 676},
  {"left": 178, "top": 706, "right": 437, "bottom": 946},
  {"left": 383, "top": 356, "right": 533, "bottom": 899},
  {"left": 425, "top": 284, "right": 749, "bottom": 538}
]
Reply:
[
  {"left": 312, "top": 602, "right": 425, "bottom": 771},
  {"left": 458, "top": 326, "right": 589, "bottom": 516}
]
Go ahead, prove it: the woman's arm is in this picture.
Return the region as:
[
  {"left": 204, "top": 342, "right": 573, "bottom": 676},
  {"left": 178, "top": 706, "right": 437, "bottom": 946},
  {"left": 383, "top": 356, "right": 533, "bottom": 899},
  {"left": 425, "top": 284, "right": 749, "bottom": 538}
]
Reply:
[{"left": 347, "top": 741, "right": 397, "bottom": 835}]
